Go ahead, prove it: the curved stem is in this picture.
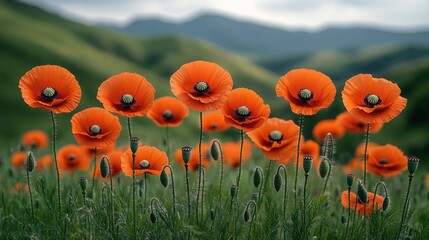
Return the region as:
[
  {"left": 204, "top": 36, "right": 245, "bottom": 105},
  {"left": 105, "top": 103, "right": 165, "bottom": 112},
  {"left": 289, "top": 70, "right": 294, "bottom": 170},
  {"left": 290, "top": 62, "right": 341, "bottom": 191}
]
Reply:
[
  {"left": 127, "top": 117, "right": 132, "bottom": 140},
  {"left": 162, "top": 165, "right": 177, "bottom": 216},
  {"left": 245, "top": 200, "right": 257, "bottom": 240},
  {"left": 26, "top": 165, "right": 34, "bottom": 222},
  {"left": 372, "top": 181, "right": 388, "bottom": 214},
  {"left": 254, "top": 166, "right": 264, "bottom": 204},
  {"left": 276, "top": 165, "right": 288, "bottom": 220},
  {"left": 212, "top": 139, "right": 224, "bottom": 203},
  {"left": 196, "top": 112, "right": 203, "bottom": 223},
  {"left": 397, "top": 174, "right": 414, "bottom": 240},
  {"left": 322, "top": 158, "right": 332, "bottom": 194},
  {"left": 132, "top": 152, "right": 136, "bottom": 240},
  {"left": 294, "top": 114, "right": 304, "bottom": 206},
  {"left": 91, "top": 148, "right": 97, "bottom": 198},
  {"left": 363, "top": 124, "right": 371, "bottom": 187},
  {"left": 50, "top": 111, "right": 61, "bottom": 213}
]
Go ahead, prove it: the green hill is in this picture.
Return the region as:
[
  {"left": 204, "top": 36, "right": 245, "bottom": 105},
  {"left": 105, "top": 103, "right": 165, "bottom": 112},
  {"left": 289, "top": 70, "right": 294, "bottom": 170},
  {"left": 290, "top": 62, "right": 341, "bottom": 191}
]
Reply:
[{"left": 0, "top": 0, "right": 278, "bottom": 149}]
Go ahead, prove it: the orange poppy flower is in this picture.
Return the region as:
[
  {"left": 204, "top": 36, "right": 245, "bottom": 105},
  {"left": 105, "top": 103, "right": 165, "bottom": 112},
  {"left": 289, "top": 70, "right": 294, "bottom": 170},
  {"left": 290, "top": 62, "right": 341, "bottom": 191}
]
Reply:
[
  {"left": 222, "top": 140, "right": 253, "bottom": 168},
  {"left": 367, "top": 144, "right": 407, "bottom": 178},
  {"left": 11, "top": 152, "right": 27, "bottom": 169},
  {"left": 121, "top": 146, "right": 168, "bottom": 176},
  {"left": 83, "top": 143, "right": 116, "bottom": 159},
  {"left": 170, "top": 60, "right": 233, "bottom": 112},
  {"left": 174, "top": 144, "right": 211, "bottom": 171},
  {"left": 299, "top": 140, "right": 320, "bottom": 167},
  {"left": 276, "top": 68, "right": 336, "bottom": 115},
  {"left": 21, "top": 130, "right": 49, "bottom": 150},
  {"left": 71, "top": 107, "right": 122, "bottom": 149},
  {"left": 341, "top": 158, "right": 364, "bottom": 175},
  {"left": 247, "top": 118, "right": 298, "bottom": 161},
  {"left": 355, "top": 142, "right": 379, "bottom": 157},
  {"left": 341, "top": 191, "right": 384, "bottom": 216},
  {"left": 222, "top": 88, "right": 270, "bottom": 131},
  {"left": 93, "top": 150, "right": 124, "bottom": 178},
  {"left": 36, "top": 154, "right": 52, "bottom": 171},
  {"left": 97, "top": 72, "right": 155, "bottom": 118},
  {"left": 18, "top": 65, "right": 81, "bottom": 113},
  {"left": 335, "top": 111, "right": 383, "bottom": 134},
  {"left": 202, "top": 111, "right": 229, "bottom": 132},
  {"left": 312, "top": 119, "right": 345, "bottom": 141},
  {"left": 147, "top": 96, "right": 189, "bottom": 127},
  {"left": 342, "top": 74, "right": 407, "bottom": 123},
  {"left": 57, "top": 144, "right": 91, "bottom": 174}
]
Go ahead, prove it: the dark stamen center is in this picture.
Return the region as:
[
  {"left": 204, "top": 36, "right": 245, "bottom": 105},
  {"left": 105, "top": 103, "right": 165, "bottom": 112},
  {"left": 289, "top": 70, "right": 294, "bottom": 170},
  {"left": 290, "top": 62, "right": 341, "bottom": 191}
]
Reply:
[
  {"left": 379, "top": 158, "right": 388, "bottom": 165},
  {"left": 120, "top": 94, "right": 136, "bottom": 108},
  {"left": 140, "top": 160, "right": 150, "bottom": 169},
  {"left": 235, "top": 106, "right": 251, "bottom": 121},
  {"left": 194, "top": 81, "right": 209, "bottom": 95},
  {"left": 269, "top": 130, "right": 283, "bottom": 142},
  {"left": 89, "top": 125, "right": 102, "bottom": 136},
  {"left": 162, "top": 110, "right": 173, "bottom": 121},
  {"left": 68, "top": 154, "right": 76, "bottom": 161},
  {"left": 298, "top": 88, "right": 313, "bottom": 103},
  {"left": 41, "top": 87, "right": 58, "bottom": 101},
  {"left": 364, "top": 94, "right": 382, "bottom": 108}
]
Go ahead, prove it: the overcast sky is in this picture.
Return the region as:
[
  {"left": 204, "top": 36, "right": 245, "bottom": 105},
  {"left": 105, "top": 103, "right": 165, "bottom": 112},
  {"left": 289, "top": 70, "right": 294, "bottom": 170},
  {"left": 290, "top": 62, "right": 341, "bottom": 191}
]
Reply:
[{"left": 22, "top": 0, "right": 429, "bottom": 31}]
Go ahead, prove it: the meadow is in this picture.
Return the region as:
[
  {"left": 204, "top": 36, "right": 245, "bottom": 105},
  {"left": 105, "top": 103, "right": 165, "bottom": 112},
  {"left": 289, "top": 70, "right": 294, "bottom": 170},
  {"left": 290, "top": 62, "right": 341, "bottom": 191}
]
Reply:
[{"left": 1, "top": 0, "right": 429, "bottom": 239}]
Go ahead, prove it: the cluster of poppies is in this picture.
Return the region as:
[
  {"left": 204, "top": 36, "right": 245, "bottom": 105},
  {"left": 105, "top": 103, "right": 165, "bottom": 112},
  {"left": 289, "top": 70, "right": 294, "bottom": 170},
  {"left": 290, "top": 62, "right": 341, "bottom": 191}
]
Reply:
[{"left": 17, "top": 60, "right": 408, "bottom": 217}]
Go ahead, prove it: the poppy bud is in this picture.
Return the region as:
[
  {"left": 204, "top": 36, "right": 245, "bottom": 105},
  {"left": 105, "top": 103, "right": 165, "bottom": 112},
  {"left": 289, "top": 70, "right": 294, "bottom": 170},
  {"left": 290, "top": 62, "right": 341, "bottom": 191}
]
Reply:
[
  {"left": 357, "top": 180, "right": 368, "bottom": 203},
  {"left": 80, "top": 177, "right": 88, "bottom": 192},
  {"left": 27, "top": 151, "right": 35, "bottom": 173},
  {"left": 210, "top": 209, "right": 215, "bottom": 221},
  {"left": 319, "top": 158, "right": 329, "bottom": 178},
  {"left": 383, "top": 196, "right": 390, "bottom": 211},
  {"left": 130, "top": 137, "right": 140, "bottom": 154},
  {"left": 150, "top": 211, "right": 156, "bottom": 223},
  {"left": 181, "top": 146, "right": 192, "bottom": 165},
  {"left": 210, "top": 142, "right": 220, "bottom": 161},
  {"left": 407, "top": 156, "right": 419, "bottom": 175},
  {"left": 243, "top": 209, "right": 250, "bottom": 222},
  {"left": 274, "top": 171, "right": 282, "bottom": 192},
  {"left": 100, "top": 156, "right": 109, "bottom": 178},
  {"left": 253, "top": 168, "right": 262, "bottom": 188},
  {"left": 230, "top": 185, "right": 238, "bottom": 198},
  {"left": 303, "top": 156, "right": 313, "bottom": 174},
  {"left": 341, "top": 215, "right": 347, "bottom": 224},
  {"left": 160, "top": 169, "right": 169, "bottom": 188},
  {"left": 347, "top": 174, "right": 354, "bottom": 188}
]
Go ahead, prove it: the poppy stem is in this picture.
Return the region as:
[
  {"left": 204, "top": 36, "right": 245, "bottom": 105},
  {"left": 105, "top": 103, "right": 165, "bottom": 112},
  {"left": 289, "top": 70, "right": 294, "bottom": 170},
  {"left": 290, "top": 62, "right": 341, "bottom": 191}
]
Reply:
[
  {"left": 294, "top": 114, "right": 304, "bottom": 206},
  {"left": 201, "top": 167, "right": 205, "bottom": 220},
  {"left": 363, "top": 124, "right": 371, "bottom": 187},
  {"left": 144, "top": 173, "right": 148, "bottom": 212},
  {"left": 127, "top": 117, "right": 132, "bottom": 140},
  {"left": 235, "top": 129, "right": 245, "bottom": 200},
  {"left": 91, "top": 148, "right": 97, "bottom": 198},
  {"left": 26, "top": 160, "right": 35, "bottom": 223},
  {"left": 162, "top": 165, "right": 177, "bottom": 216},
  {"left": 397, "top": 174, "right": 414, "bottom": 240},
  {"left": 196, "top": 112, "right": 203, "bottom": 224},
  {"left": 49, "top": 111, "right": 62, "bottom": 215},
  {"left": 166, "top": 126, "right": 171, "bottom": 164},
  {"left": 184, "top": 164, "right": 191, "bottom": 222},
  {"left": 105, "top": 157, "right": 115, "bottom": 235},
  {"left": 132, "top": 152, "right": 136, "bottom": 240},
  {"left": 345, "top": 187, "right": 351, "bottom": 239},
  {"left": 303, "top": 171, "right": 309, "bottom": 239},
  {"left": 322, "top": 158, "right": 332, "bottom": 194}
]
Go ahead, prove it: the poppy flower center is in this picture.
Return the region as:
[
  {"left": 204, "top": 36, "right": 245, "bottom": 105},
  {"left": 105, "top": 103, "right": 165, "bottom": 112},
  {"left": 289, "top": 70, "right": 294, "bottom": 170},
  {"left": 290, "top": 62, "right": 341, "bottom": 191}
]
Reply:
[
  {"left": 140, "top": 160, "right": 150, "bottom": 169},
  {"left": 298, "top": 88, "right": 313, "bottom": 102},
  {"left": 210, "top": 123, "right": 218, "bottom": 130},
  {"left": 235, "top": 106, "right": 251, "bottom": 120},
  {"left": 41, "top": 87, "right": 58, "bottom": 101},
  {"left": 89, "top": 125, "right": 102, "bottom": 136},
  {"left": 357, "top": 122, "right": 364, "bottom": 128},
  {"left": 194, "top": 81, "right": 210, "bottom": 95},
  {"left": 379, "top": 158, "right": 388, "bottom": 165},
  {"left": 269, "top": 130, "right": 283, "bottom": 142},
  {"left": 68, "top": 154, "right": 76, "bottom": 161},
  {"left": 120, "top": 94, "right": 136, "bottom": 107},
  {"left": 162, "top": 110, "right": 173, "bottom": 121},
  {"left": 364, "top": 94, "right": 382, "bottom": 108}
]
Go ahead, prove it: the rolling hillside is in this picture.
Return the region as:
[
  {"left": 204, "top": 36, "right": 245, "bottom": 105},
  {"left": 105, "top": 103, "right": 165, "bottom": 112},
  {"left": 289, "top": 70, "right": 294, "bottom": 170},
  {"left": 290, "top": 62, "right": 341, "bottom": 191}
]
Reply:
[{"left": 0, "top": 0, "right": 278, "bottom": 149}]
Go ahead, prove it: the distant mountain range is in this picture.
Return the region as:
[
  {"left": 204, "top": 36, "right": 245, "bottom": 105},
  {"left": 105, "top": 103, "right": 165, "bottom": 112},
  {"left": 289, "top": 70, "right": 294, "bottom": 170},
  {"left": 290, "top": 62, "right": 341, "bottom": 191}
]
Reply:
[{"left": 101, "top": 14, "right": 429, "bottom": 57}]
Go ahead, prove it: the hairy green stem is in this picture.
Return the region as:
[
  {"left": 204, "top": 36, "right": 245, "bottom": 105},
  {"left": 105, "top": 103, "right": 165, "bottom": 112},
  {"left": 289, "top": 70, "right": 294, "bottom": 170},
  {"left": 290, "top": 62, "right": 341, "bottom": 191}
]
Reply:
[
  {"left": 91, "top": 148, "right": 97, "bottom": 198},
  {"left": 303, "top": 172, "right": 309, "bottom": 239},
  {"left": 127, "top": 117, "right": 132, "bottom": 140},
  {"left": 196, "top": 112, "right": 203, "bottom": 223},
  {"left": 26, "top": 164, "right": 34, "bottom": 222},
  {"left": 363, "top": 124, "right": 370, "bottom": 187},
  {"left": 322, "top": 159, "right": 332, "bottom": 194},
  {"left": 345, "top": 187, "right": 351, "bottom": 239},
  {"left": 397, "top": 174, "right": 414, "bottom": 240},
  {"left": 235, "top": 130, "right": 245, "bottom": 200},
  {"left": 132, "top": 152, "right": 136, "bottom": 240},
  {"left": 50, "top": 111, "right": 61, "bottom": 213},
  {"left": 185, "top": 164, "right": 191, "bottom": 222},
  {"left": 162, "top": 165, "right": 177, "bottom": 216},
  {"left": 294, "top": 114, "right": 304, "bottom": 206}
]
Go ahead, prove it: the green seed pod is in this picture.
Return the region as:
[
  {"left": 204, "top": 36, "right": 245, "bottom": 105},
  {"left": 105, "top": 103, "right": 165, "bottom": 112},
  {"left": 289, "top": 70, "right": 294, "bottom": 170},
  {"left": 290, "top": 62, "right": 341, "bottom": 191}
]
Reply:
[
  {"left": 407, "top": 156, "right": 419, "bottom": 175},
  {"left": 243, "top": 209, "right": 250, "bottom": 222},
  {"left": 130, "top": 137, "right": 140, "bottom": 154},
  {"left": 80, "top": 177, "right": 88, "bottom": 192},
  {"left": 27, "top": 151, "right": 35, "bottom": 173},
  {"left": 346, "top": 174, "right": 354, "bottom": 188},
  {"left": 303, "top": 156, "right": 313, "bottom": 174},
  {"left": 210, "top": 209, "right": 215, "bottom": 221},
  {"left": 253, "top": 168, "right": 262, "bottom": 188},
  {"left": 150, "top": 211, "right": 156, "bottom": 224},
  {"left": 383, "top": 196, "right": 390, "bottom": 211},
  {"left": 341, "top": 215, "right": 347, "bottom": 224},
  {"left": 210, "top": 142, "right": 219, "bottom": 161},
  {"left": 274, "top": 171, "right": 282, "bottom": 192},
  {"left": 181, "top": 146, "right": 192, "bottom": 165},
  {"left": 230, "top": 185, "right": 238, "bottom": 198},
  {"left": 160, "top": 169, "right": 169, "bottom": 188},
  {"left": 357, "top": 180, "right": 368, "bottom": 203},
  {"left": 100, "top": 156, "right": 109, "bottom": 178},
  {"left": 319, "top": 158, "right": 328, "bottom": 178}
]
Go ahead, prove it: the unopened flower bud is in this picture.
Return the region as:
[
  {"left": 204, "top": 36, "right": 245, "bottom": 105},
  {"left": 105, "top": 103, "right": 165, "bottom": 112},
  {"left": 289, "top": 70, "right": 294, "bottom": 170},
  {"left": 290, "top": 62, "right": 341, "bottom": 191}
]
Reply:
[
  {"left": 243, "top": 209, "right": 250, "bottom": 222},
  {"left": 100, "top": 156, "right": 109, "bottom": 178},
  {"left": 274, "top": 171, "right": 282, "bottom": 192},
  {"left": 319, "top": 158, "right": 329, "bottom": 178},
  {"left": 150, "top": 211, "right": 156, "bottom": 223},
  {"left": 357, "top": 180, "right": 368, "bottom": 203},
  {"left": 27, "top": 151, "right": 35, "bottom": 173},
  {"left": 253, "top": 168, "right": 262, "bottom": 188},
  {"left": 230, "top": 185, "right": 238, "bottom": 198},
  {"left": 210, "top": 141, "right": 220, "bottom": 161},
  {"left": 160, "top": 169, "right": 169, "bottom": 188},
  {"left": 383, "top": 196, "right": 390, "bottom": 211}
]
